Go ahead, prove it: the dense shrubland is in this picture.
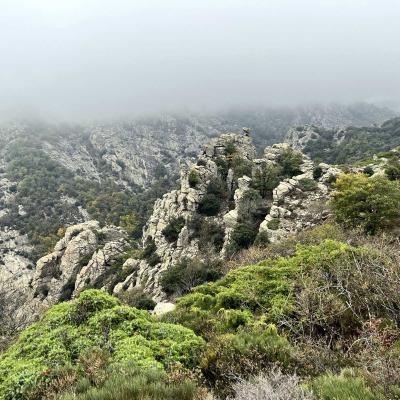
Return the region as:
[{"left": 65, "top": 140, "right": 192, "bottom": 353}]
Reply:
[{"left": 0, "top": 290, "right": 204, "bottom": 400}]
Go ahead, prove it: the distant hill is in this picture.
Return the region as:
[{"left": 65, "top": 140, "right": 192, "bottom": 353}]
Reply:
[{"left": 286, "top": 117, "right": 400, "bottom": 164}]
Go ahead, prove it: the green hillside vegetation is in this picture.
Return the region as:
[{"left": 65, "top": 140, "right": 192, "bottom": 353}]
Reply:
[
  {"left": 0, "top": 140, "right": 173, "bottom": 261},
  {"left": 0, "top": 290, "right": 203, "bottom": 400},
  {"left": 303, "top": 117, "right": 400, "bottom": 164}
]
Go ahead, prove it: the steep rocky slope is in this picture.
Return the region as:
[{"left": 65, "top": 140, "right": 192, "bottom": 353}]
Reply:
[{"left": 115, "top": 133, "right": 343, "bottom": 302}]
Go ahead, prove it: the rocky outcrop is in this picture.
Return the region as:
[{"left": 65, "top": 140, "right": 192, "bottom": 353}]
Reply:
[
  {"left": 9, "top": 221, "right": 129, "bottom": 326},
  {"left": 116, "top": 134, "right": 343, "bottom": 302}
]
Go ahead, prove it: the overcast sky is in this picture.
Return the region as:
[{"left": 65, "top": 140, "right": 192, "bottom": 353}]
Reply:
[{"left": 1, "top": 0, "right": 399, "bottom": 120}]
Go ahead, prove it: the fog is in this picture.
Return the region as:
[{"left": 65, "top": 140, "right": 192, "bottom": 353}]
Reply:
[{"left": 1, "top": 0, "right": 400, "bottom": 120}]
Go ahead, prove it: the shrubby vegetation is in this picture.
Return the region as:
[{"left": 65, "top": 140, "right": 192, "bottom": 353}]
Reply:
[
  {"left": 0, "top": 290, "right": 204, "bottom": 399},
  {"left": 160, "top": 258, "right": 224, "bottom": 297},
  {"left": 163, "top": 217, "right": 186, "bottom": 243},
  {"left": 303, "top": 117, "right": 400, "bottom": 164},
  {"left": 0, "top": 140, "right": 174, "bottom": 261},
  {"left": 163, "top": 232, "right": 400, "bottom": 397},
  {"left": 331, "top": 173, "right": 400, "bottom": 234}
]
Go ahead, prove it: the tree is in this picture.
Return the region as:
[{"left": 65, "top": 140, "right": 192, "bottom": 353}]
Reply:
[
  {"left": 331, "top": 173, "right": 400, "bottom": 234},
  {"left": 252, "top": 164, "right": 281, "bottom": 197},
  {"left": 277, "top": 148, "right": 303, "bottom": 178}
]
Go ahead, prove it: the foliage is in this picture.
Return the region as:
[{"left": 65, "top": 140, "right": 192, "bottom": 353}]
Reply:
[
  {"left": 0, "top": 290, "right": 203, "bottom": 400},
  {"left": 267, "top": 218, "right": 280, "bottom": 230},
  {"left": 331, "top": 173, "right": 400, "bottom": 234},
  {"left": 385, "top": 161, "right": 400, "bottom": 181},
  {"left": 59, "top": 364, "right": 199, "bottom": 400},
  {"left": 200, "top": 325, "right": 293, "bottom": 397},
  {"left": 311, "top": 370, "right": 384, "bottom": 400},
  {"left": 276, "top": 148, "right": 303, "bottom": 178},
  {"left": 142, "top": 237, "right": 161, "bottom": 266},
  {"left": 298, "top": 178, "right": 318, "bottom": 192},
  {"left": 163, "top": 217, "right": 186, "bottom": 243},
  {"left": 117, "top": 288, "right": 156, "bottom": 311},
  {"left": 160, "top": 258, "right": 223, "bottom": 297},
  {"left": 363, "top": 166, "right": 374, "bottom": 177},
  {"left": 313, "top": 166, "right": 323, "bottom": 180},
  {"left": 189, "top": 215, "right": 225, "bottom": 252},
  {"left": 251, "top": 164, "right": 281, "bottom": 198},
  {"left": 224, "top": 141, "right": 237, "bottom": 156},
  {"left": 198, "top": 194, "right": 220, "bottom": 216},
  {"left": 230, "top": 223, "right": 258, "bottom": 251},
  {"left": 188, "top": 170, "right": 200, "bottom": 188}
]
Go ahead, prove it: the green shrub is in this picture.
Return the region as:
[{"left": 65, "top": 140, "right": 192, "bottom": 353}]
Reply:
[
  {"left": 331, "top": 173, "right": 400, "bottom": 234},
  {"left": 363, "top": 166, "right": 374, "bottom": 177},
  {"left": 224, "top": 141, "right": 237, "bottom": 155},
  {"left": 117, "top": 288, "right": 156, "bottom": 311},
  {"left": 206, "top": 177, "right": 228, "bottom": 199},
  {"left": 311, "top": 370, "right": 383, "bottom": 400},
  {"left": 231, "top": 154, "right": 253, "bottom": 179},
  {"left": 160, "top": 258, "right": 223, "bottom": 296},
  {"left": 198, "top": 194, "right": 220, "bottom": 216},
  {"left": 251, "top": 164, "right": 281, "bottom": 197},
  {"left": 0, "top": 290, "right": 204, "bottom": 399},
  {"left": 277, "top": 148, "right": 303, "bottom": 177},
  {"left": 188, "top": 170, "right": 199, "bottom": 188},
  {"left": 230, "top": 223, "right": 257, "bottom": 250},
  {"left": 253, "top": 231, "right": 270, "bottom": 247},
  {"left": 313, "top": 166, "right": 323, "bottom": 180},
  {"left": 298, "top": 178, "right": 318, "bottom": 192},
  {"left": 385, "top": 161, "right": 400, "bottom": 181},
  {"left": 59, "top": 364, "right": 198, "bottom": 400},
  {"left": 142, "top": 237, "right": 161, "bottom": 266},
  {"left": 162, "top": 217, "right": 185, "bottom": 243},
  {"left": 189, "top": 216, "right": 225, "bottom": 252},
  {"left": 267, "top": 218, "right": 280, "bottom": 230},
  {"left": 200, "top": 324, "right": 293, "bottom": 397}
]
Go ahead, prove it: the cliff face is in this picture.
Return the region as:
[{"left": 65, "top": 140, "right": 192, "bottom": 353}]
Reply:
[{"left": 115, "top": 133, "right": 343, "bottom": 302}]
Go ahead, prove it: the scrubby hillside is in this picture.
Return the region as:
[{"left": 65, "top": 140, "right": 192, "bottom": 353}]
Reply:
[
  {"left": 286, "top": 117, "right": 400, "bottom": 164},
  {"left": 2, "top": 109, "right": 400, "bottom": 399}
]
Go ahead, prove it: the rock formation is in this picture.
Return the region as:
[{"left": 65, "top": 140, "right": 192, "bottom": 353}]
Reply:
[
  {"left": 115, "top": 133, "right": 343, "bottom": 302},
  {"left": 1, "top": 221, "right": 130, "bottom": 327}
]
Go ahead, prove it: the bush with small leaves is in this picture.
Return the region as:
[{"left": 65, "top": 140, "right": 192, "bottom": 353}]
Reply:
[
  {"left": 188, "top": 170, "right": 200, "bottom": 188},
  {"left": 230, "top": 223, "right": 257, "bottom": 250},
  {"left": 162, "top": 217, "right": 185, "bottom": 243},
  {"left": 267, "top": 218, "right": 280, "bottom": 230},
  {"left": 310, "top": 369, "right": 383, "bottom": 400},
  {"left": 385, "top": 161, "right": 400, "bottom": 181},
  {"left": 313, "top": 166, "right": 323, "bottom": 180},
  {"left": 160, "top": 258, "right": 223, "bottom": 296},
  {"left": 298, "top": 178, "right": 318, "bottom": 192},
  {"left": 0, "top": 290, "right": 204, "bottom": 399},
  {"left": 198, "top": 194, "right": 220, "bottom": 216},
  {"left": 331, "top": 173, "right": 400, "bottom": 234},
  {"left": 277, "top": 148, "right": 303, "bottom": 178}
]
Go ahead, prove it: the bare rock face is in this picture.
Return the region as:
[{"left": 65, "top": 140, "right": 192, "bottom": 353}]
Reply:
[{"left": 15, "top": 221, "right": 129, "bottom": 326}]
